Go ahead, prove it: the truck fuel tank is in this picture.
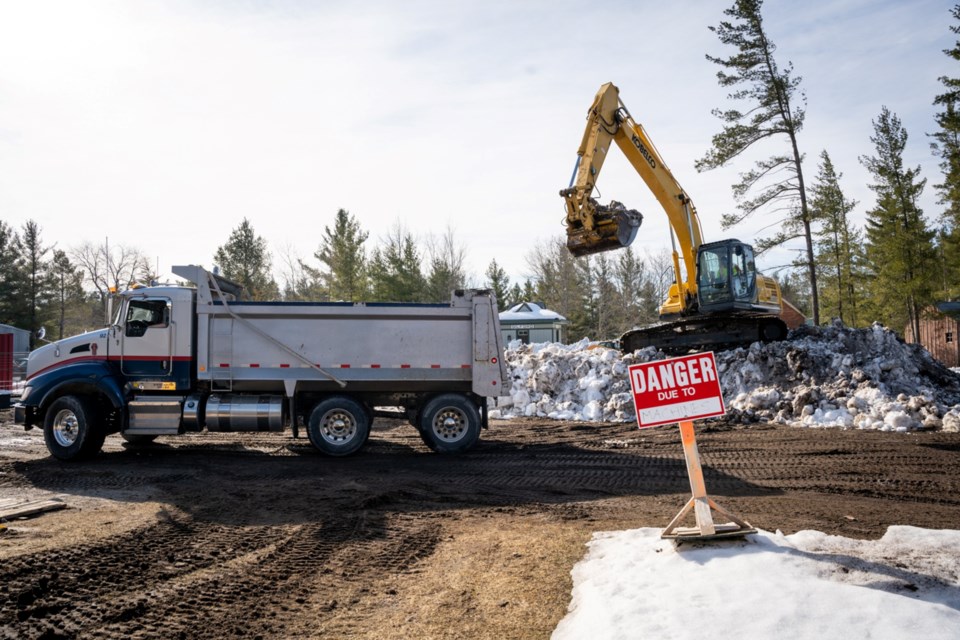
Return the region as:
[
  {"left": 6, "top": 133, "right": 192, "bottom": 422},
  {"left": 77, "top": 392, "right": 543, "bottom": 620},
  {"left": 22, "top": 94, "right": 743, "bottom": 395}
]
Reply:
[{"left": 205, "top": 394, "right": 284, "bottom": 432}]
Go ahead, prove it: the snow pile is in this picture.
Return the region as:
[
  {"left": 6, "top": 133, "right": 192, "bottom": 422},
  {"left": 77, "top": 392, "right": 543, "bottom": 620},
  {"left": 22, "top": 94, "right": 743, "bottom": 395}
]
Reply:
[
  {"left": 553, "top": 526, "right": 960, "bottom": 640},
  {"left": 489, "top": 322, "right": 960, "bottom": 431}
]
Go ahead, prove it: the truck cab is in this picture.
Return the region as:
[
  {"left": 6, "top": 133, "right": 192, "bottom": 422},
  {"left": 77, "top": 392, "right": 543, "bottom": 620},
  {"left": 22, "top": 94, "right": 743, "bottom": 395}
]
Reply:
[{"left": 111, "top": 286, "right": 195, "bottom": 391}]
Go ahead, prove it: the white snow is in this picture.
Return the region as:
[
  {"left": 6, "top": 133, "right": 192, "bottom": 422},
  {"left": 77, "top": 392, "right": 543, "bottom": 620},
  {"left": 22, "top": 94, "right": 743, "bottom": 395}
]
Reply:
[
  {"left": 490, "top": 322, "right": 960, "bottom": 431},
  {"left": 553, "top": 526, "right": 960, "bottom": 640}
]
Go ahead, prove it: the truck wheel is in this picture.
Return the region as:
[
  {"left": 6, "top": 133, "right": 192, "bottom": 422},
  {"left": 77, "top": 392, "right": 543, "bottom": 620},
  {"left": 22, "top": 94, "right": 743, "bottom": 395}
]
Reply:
[
  {"left": 307, "top": 396, "right": 370, "bottom": 457},
  {"left": 418, "top": 394, "right": 481, "bottom": 454},
  {"left": 43, "top": 396, "right": 106, "bottom": 461}
]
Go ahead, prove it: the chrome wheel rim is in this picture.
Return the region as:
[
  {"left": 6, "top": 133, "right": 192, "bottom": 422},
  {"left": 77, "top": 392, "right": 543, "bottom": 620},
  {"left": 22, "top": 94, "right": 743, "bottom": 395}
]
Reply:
[
  {"left": 431, "top": 407, "right": 467, "bottom": 442},
  {"left": 52, "top": 409, "right": 80, "bottom": 447},
  {"left": 318, "top": 409, "right": 357, "bottom": 445}
]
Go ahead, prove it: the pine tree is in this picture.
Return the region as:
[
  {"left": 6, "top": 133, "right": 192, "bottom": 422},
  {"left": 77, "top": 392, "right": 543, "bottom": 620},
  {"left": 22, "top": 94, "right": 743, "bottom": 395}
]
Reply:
[
  {"left": 611, "top": 247, "right": 649, "bottom": 334},
  {"left": 527, "top": 237, "right": 589, "bottom": 340},
  {"left": 776, "top": 269, "right": 812, "bottom": 317},
  {"left": 485, "top": 259, "right": 511, "bottom": 309},
  {"left": 16, "top": 220, "right": 56, "bottom": 343},
  {"left": 931, "top": 4, "right": 960, "bottom": 299},
  {"left": 367, "top": 224, "right": 425, "bottom": 302},
  {"left": 49, "top": 250, "right": 87, "bottom": 339},
  {"left": 423, "top": 228, "right": 467, "bottom": 303},
  {"left": 521, "top": 280, "right": 537, "bottom": 304},
  {"left": 698, "top": 0, "right": 819, "bottom": 323},
  {"left": 0, "top": 221, "right": 23, "bottom": 327},
  {"left": 809, "top": 151, "right": 865, "bottom": 325},
  {"left": 214, "top": 218, "right": 279, "bottom": 301},
  {"left": 860, "top": 107, "right": 937, "bottom": 337},
  {"left": 315, "top": 209, "right": 368, "bottom": 301}
]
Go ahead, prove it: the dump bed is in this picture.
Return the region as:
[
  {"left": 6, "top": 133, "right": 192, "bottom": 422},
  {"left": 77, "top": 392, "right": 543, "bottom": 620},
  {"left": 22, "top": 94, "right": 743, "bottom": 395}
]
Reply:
[{"left": 174, "top": 266, "right": 508, "bottom": 398}]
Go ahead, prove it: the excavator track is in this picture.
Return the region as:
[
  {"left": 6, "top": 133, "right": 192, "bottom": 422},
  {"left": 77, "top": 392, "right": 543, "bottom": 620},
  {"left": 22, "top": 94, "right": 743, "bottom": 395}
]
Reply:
[{"left": 620, "top": 315, "right": 789, "bottom": 355}]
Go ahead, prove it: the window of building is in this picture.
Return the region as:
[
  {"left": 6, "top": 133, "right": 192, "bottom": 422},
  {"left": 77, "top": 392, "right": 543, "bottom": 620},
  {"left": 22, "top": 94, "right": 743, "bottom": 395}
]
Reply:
[{"left": 947, "top": 331, "right": 954, "bottom": 343}]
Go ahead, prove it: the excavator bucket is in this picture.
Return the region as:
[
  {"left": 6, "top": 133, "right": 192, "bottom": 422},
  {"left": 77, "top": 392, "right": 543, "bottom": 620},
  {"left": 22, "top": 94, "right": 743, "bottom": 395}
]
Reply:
[{"left": 566, "top": 202, "right": 643, "bottom": 258}]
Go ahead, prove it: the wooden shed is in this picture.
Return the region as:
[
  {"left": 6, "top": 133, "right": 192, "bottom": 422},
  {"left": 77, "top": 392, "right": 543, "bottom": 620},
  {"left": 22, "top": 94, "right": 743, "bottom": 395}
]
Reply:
[{"left": 903, "top": 302, "right": 960, "bottom": 368}]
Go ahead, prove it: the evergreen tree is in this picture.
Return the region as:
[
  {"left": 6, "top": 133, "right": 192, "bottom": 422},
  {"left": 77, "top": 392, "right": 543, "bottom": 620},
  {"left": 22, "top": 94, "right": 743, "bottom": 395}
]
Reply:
[
  {"left": 611, "top": 247, "right": 651, "bottom": 334},
  {"left": 0, "top": 221, "right": 23, "bottom": 327},
  {"left": 776, "top": 268, "right": 812, "bottom": 317},
  {"left": 16, "top": 220, "right": 55, "bottom": 343},
  {"left": 423, "top": 228, "right": 467, "bottom": 303},
  {"left": 698, "top": 0, "right": 819, "bottom": 323},
  {"left": 527, "top": 237, "right": 589, "bottom": 340},
  {"left": 931, "top": 4, "right": 960, "bottom": 299},
  {"left": 485, "top": 259, "right": 511, "bottom": 309},
  {"left": 315, "top": 209, "right": 368, "bottom": 301},
  {"left": 860, "top": 107, "right": 937, "bottom": 338},
  {"left": 367, "top": 224, "right": 425, "bottom": 302},
  {"left": 589, "top": 253, "right": 620, "bottom": 339},
  {"left": 214, "top": 218, "right": 279, "bottom": 301},
  {"left": 809, "top": 151, "right": 865, "bottom": 325},
  {"left": 521, "top": 280, "right": 537, "bottom": 305},
  {"left": 49, "top": 250, "right": 87, "bottom": 339}
]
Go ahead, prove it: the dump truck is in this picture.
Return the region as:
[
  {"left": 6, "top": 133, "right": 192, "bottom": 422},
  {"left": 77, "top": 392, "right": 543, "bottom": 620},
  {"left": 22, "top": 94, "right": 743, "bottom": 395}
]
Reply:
[{"left": 13, "top": 265, "right": 508, "bottom": 461}]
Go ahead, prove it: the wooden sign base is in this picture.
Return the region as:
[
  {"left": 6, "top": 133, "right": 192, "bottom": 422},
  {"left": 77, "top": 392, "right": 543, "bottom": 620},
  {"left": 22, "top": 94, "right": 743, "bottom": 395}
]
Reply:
[{"left": 661, "top": 421, "right": 756, "bottom": 541}]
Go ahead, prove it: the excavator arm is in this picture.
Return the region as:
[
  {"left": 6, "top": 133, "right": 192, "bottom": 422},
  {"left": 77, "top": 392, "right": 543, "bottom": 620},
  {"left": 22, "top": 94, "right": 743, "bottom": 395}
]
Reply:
[{"left": 560, "top": 82, "right": 705, "bottom": 311}]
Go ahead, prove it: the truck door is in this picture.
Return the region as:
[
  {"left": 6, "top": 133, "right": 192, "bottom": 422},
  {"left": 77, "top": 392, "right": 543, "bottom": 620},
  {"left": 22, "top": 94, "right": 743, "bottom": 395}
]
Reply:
[{"left": 120, "top": 297, "right": 177, "bottom": 388}]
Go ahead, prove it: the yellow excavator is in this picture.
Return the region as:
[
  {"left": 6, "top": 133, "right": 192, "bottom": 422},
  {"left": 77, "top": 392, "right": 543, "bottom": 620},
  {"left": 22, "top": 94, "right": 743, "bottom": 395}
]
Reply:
[{"left": 560, "top": 82, "right": 788, "bottom": 353}]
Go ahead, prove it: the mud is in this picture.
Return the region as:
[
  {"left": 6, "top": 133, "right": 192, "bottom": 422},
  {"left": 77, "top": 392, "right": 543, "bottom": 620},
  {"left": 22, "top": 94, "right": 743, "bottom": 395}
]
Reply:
[{"left": 1, "top": 416, "right": 959, "bottom": 639}]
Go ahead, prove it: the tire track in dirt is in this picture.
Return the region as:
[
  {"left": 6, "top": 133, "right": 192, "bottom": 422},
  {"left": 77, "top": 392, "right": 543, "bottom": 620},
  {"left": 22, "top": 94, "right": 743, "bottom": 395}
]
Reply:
[
  {"left": 0, "top": 506, "right": 440, "bottom": 639},
  {"left": 2, "top": 419, "right": 958, "bottom": 638}
]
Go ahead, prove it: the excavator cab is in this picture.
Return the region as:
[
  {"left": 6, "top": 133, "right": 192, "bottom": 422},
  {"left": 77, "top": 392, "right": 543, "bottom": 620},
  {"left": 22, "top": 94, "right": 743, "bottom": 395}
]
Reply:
[{"left": 696, "top": 239, "right": 757, "bottom": 312}]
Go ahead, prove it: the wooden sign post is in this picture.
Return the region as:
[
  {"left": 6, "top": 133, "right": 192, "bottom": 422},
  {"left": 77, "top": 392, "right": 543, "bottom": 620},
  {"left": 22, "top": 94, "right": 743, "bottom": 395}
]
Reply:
[{"left": 628, "top": 352, "right": 756, "bottom": 540}]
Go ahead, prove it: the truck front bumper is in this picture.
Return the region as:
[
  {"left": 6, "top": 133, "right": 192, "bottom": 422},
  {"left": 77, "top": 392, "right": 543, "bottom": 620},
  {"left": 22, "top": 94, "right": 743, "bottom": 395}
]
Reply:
[{"left": 13, "top": 403, "right": 29, "bottom": 427}]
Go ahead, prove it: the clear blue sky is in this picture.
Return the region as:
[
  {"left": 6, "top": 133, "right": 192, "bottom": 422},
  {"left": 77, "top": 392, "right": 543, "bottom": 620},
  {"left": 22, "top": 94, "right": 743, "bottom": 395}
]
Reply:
[{"left": 0, "top": 0, "right": 955, "bottom": 287}]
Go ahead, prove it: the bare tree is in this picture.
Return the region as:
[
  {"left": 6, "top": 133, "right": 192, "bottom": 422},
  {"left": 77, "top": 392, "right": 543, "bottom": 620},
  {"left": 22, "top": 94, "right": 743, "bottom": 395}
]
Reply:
[
  {"left": 72, "top": 240, "right": 152, "bottom": 322},
  {"left": 424, "top": 226, "right": 468, "bottom": 302}
]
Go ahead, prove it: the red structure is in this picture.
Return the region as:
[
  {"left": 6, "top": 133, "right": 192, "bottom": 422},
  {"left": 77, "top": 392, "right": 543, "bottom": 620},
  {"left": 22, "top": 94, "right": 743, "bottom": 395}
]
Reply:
[
  {"left": 0, "top": 332, "right": 12, "bottom": 398},
  {"left": 904, "top": 303, "right": 960, "bottom": 368}
]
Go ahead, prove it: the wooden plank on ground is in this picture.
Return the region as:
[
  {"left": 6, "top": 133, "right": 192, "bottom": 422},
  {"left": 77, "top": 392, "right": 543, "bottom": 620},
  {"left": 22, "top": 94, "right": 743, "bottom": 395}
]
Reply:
[{"left": 0, "top": 498, "right": 67, "bottom": 521}]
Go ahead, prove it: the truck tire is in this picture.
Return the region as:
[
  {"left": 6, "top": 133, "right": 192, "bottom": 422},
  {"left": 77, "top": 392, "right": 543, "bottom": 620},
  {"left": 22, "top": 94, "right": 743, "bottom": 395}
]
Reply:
[
  {"left": 418, "top": 394, "right": 481, "bottom": 454},
  {"left": 307, "top": 396, "right": 371, "bottom": 457},
  {"left": 43, "top": 395, "right": 106, "bottom": 461}
]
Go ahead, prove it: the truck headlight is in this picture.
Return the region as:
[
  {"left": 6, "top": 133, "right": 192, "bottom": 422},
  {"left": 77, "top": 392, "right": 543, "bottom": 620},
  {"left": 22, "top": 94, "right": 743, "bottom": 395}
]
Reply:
[{"left": 19, "top": 385, "right": 32, "bottom": 402}]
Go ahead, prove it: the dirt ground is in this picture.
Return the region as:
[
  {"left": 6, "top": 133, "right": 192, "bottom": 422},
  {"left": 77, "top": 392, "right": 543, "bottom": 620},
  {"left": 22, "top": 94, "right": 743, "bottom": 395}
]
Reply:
[{"left": 1, "top": 413, "right": 959, "bottom": 639}]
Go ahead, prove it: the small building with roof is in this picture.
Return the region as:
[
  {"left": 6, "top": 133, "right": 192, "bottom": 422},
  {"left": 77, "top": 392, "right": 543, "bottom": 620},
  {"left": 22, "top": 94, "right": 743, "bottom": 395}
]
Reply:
[
  {"left": 499, "top": 302, "right": 569, "bottom": 345},
  {"left": 904, "top": 301, "right": 960, "bottom": 368},
  {"left": 0, "top": 323, "right": 30, "bottom": 355}
]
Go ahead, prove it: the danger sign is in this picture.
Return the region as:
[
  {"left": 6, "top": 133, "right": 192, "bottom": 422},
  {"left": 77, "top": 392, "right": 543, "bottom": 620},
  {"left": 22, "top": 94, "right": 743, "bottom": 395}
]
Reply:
[{"left": 628, "top": 352, "right": 726, "bottom": 429}]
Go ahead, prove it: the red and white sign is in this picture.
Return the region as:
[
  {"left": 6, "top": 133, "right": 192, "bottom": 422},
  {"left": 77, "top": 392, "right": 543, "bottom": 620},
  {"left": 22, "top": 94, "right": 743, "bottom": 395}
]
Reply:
[{"left": 628, "top": 352, "right": 726, "bottom": 429}]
